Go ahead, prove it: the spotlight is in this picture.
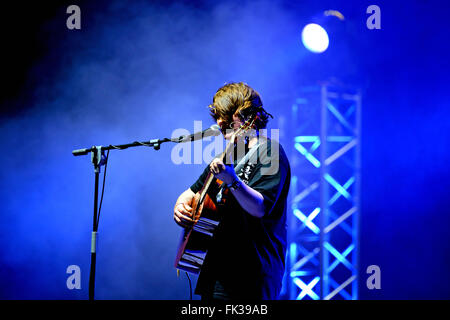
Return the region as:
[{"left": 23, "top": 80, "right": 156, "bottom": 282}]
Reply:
[{"left": 301, "top": 23, "right": 329, "bottom": 54}]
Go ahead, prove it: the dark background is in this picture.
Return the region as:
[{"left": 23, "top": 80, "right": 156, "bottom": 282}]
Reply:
[{"left": 0, "top": 0, "right": 449, "bottom": 299}]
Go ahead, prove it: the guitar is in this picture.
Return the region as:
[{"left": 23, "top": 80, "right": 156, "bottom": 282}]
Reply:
[{"left": 174, "top": 115, "right": 258, "bottom": 274}]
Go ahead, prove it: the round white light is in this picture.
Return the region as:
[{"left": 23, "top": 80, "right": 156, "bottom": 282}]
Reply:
[{"left": 301, "top": 23, "right": 329, "bottom": 53}]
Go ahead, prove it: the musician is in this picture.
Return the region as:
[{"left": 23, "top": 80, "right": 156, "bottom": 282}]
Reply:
[{"left": 173, "top": 82, "right": 291, "bottom": 300}]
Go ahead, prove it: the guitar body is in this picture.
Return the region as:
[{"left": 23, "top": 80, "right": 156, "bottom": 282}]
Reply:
[{"left": 174, "top": 181, "right": 225, "bottom": 274}]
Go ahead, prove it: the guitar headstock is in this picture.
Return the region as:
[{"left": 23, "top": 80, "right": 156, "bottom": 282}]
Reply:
[{"left": 230, "top": 114, "right": 259, "bottom": 143}]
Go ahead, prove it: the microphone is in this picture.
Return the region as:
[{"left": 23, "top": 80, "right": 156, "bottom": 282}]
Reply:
[{"left": 176, "top": 124, "right": 221, "bottom": 142}]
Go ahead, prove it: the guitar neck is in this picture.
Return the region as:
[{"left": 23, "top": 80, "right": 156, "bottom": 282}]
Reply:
[{"left": 199, "top": 134, "right": 236, "bottom": 200}]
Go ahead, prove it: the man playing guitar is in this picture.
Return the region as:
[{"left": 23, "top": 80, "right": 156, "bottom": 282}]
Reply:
[{"left": 173, "top": 82, "right": 291, "bottom": 300}]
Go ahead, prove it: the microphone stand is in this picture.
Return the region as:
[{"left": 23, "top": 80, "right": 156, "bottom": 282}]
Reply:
[
  {"left": 72, "top": 130, "right": 219, "bottom": 301},
  {"left": 73, "top": 137, "right": 178, "bottom": 301}
]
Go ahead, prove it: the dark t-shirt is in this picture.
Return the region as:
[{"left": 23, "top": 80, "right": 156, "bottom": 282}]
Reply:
[{"left": 189, "top": 138, "right": 291, "bottom": 299}]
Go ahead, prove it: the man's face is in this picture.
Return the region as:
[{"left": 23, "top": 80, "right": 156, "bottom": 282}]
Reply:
[{"left": 217, "top": 114, "right": 243, "bottom": 140}]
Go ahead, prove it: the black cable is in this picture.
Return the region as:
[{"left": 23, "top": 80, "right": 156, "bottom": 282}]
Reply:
[
  {"left": 96, "top": 149, "right": 110, "bottom": 228},
  {"left": 185, "top": 272, "right": 192, "bottom": 300}
]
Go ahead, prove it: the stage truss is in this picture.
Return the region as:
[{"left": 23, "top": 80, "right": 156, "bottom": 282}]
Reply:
[{"left": 282, "top": 84, "right": 361, "bottom": 300}]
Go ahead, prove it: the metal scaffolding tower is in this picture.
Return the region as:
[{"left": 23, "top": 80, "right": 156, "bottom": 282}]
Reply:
[{"left": 283, "top": 84, "right": 361, "bottom": 300}]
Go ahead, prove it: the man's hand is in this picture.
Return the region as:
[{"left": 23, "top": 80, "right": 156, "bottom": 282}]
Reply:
[
  {"left": 209, "top": 158, "right": 237, "bottom": 184},
  {"left": 173, "top": 189, "right": 196, "bottom": 228},
  {"left": 210, "top": 158, "right": 266, "bottom": 218},
  {"left": 174, "top": 202, "right": 195, "bottom": 228}
]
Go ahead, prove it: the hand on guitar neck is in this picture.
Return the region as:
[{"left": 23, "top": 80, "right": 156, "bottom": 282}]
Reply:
[{"left": 209, "top": 158, "right": 237, "bottom": 185}]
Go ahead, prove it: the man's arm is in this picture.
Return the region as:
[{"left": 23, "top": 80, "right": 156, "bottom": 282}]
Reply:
[
  {"left": 229, "top": 180, "right": 265, "bottom": 218},
  {"left": 210, "top": 159, "right": 266, "bottom": 218}
]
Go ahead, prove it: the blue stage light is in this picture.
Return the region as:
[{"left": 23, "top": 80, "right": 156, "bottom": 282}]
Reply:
[{"left": 301, "top": 23, "right": 329, "bottom": 53}]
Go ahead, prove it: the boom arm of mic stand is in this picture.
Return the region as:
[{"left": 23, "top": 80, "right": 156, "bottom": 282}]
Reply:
[{"left": 71, "top": 137, "right": 175, "bottom": 157}]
